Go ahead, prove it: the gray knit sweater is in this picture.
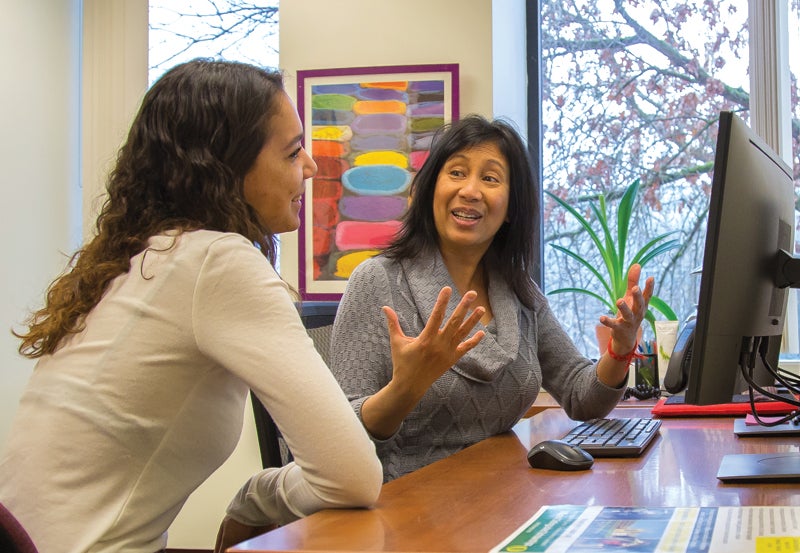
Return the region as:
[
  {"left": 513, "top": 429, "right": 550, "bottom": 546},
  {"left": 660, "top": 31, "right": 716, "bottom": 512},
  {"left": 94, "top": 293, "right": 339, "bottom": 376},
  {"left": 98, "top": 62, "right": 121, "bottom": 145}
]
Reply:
[{"left": 329, "top": 249, "right": 626, "bottom": 481}]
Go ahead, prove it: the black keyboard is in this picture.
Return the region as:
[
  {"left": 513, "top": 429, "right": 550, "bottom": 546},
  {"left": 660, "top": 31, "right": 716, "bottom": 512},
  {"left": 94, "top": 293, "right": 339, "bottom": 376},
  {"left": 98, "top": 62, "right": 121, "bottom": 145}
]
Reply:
[{"left": 560, "top": 417, "right": 662, "bottom": 457}]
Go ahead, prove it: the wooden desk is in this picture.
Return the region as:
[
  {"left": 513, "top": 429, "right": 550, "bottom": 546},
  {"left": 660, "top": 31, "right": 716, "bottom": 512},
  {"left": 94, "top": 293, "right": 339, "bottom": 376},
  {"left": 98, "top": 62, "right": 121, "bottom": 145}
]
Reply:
[
  {"left": 523, "top": 392, "right": 658, "bottom": 417},
  {"left": 231, "top": 408, "right": 800, "bottom": 552}
]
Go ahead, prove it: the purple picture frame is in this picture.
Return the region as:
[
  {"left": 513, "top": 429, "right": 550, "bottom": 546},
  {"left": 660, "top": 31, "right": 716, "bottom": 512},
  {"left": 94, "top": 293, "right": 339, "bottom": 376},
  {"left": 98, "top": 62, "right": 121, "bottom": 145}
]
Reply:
[{"left": 297, "top": 63, "right": 459, "bottom": 300}]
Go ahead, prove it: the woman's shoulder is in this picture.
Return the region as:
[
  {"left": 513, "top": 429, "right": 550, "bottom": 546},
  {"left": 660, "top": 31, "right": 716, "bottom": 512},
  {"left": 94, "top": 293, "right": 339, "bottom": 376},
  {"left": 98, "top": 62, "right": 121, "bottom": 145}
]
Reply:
[
  {"left": 341, "top": 254, "right": 401, "bottom": 301},
  {"left": 148, "top": 229, "right": 249, "bottom": 248},
  {"left": 348, "top": 253, "right": 398, "bottom": 279},
  {"left": 143, "top": 230, "right": 268, "bottom": 276}
]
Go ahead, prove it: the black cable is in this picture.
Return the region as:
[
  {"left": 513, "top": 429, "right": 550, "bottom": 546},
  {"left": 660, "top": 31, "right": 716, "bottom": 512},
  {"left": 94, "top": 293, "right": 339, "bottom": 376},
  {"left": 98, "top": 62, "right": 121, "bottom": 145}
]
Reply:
[{"left": 740, "top": 336, "right": 800, "bottom": 427}]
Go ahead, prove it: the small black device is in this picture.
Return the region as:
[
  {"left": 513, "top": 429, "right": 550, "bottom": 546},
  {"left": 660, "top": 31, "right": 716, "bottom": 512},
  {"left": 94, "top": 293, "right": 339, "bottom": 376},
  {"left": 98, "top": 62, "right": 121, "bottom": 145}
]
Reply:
[
  {"left": 663, "top": 319, "right": 696, "bottom": 394},
  {"left": 663, "top": 318, "right": 780, "bottom": 396},
  {"left": 527, "top": 439, "right": 594, "bottom": 471}
]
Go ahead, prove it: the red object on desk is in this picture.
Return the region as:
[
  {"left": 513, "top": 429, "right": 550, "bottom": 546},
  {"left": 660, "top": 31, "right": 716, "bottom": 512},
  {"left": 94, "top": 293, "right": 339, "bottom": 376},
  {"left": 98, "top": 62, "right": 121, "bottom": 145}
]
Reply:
[{"left": 651, "top": 396, "right": 797, "bottom": 417}]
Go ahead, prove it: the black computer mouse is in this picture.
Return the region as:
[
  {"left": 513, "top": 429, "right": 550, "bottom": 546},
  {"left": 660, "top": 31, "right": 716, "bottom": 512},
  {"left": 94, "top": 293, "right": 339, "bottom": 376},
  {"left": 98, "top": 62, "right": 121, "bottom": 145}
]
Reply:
[{"left": 527, "top": 439, "right": 594, "bottom": 471}]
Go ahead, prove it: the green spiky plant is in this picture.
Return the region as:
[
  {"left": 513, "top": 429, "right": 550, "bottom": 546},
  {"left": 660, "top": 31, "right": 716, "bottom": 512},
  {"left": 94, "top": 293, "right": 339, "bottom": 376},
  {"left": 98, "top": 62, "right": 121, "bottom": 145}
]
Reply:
[{"left": 546, "top": 179, "right": 680, "bottom": 338}]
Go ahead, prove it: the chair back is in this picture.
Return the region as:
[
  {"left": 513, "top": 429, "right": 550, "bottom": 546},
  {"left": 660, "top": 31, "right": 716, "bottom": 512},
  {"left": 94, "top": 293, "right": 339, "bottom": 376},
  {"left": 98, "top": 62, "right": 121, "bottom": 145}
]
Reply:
[
  {"left": 252, "top": 301, "right": 339, "bottom": 468},
  {"left": 0, "top": 502, "right": 38, "bottom": 553}
]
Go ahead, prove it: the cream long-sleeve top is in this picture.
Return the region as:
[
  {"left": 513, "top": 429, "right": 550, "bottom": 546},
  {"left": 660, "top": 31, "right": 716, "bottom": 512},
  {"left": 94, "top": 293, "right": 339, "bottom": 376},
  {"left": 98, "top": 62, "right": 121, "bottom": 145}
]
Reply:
[{"left": 0, "top": 230, "right": 382, "bottom": 553}]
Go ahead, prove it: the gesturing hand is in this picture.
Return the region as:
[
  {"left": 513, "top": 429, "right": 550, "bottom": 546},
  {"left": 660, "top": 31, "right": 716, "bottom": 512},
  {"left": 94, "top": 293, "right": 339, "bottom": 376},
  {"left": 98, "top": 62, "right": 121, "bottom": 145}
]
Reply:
[
  {"left": 383, "top": 286, "right": 485, "bottom": 397},
  {"left": 361, "top": 286, "right": 485, "bottom": 439},
  {"left": 598, "top": 263, "right": 655, "bottom": 355}
]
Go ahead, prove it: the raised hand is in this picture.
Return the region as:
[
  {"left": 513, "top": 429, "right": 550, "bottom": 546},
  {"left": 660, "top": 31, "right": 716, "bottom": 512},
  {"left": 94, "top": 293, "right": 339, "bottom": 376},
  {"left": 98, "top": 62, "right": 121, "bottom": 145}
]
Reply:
[
  {"left": 360, "top": 286, "right": 485, "bottom": 439},
  {"left": 598, "top": 263, "right": 655, "bottom": 357},
  {"left": 384, "top": 286, "right": 485, "bottom": 398}
]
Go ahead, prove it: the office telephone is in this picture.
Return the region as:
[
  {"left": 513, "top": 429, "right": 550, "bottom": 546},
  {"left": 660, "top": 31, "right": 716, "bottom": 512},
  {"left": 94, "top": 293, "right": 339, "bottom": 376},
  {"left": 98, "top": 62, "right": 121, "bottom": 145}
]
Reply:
[
  {"left": 662, "top": 319, "right": 787, "bottom": 399},
  {"left": 663, "top": 319, "right": 696, "bottom": 394}
]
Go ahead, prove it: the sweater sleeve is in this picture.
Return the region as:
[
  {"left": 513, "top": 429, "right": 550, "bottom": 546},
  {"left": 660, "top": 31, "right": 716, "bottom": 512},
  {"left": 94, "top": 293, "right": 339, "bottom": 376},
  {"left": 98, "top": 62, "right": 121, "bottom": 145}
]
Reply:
[
  {"left": 191, "top": 235, "right": 382, "bottom": 525},
  {"left": 328, "top": 259, "right": 395, "bottom": 429},
  {"left": 533, "top": 286, "right": 626, "bottom": 420}
]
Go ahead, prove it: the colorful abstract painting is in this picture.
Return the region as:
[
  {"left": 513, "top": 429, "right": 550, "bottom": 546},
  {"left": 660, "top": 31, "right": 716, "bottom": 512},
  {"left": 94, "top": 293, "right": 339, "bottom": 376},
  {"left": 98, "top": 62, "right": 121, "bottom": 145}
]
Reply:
[{"left": 297, "top": 64, "right": 459, "bottom": 299}]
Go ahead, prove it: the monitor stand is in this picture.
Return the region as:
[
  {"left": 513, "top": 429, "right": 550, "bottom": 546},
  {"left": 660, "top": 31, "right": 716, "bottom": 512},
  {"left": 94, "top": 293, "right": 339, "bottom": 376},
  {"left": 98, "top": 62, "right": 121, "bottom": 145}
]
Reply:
[{"left": 717, "top": 452, "right": 800, "bottom": 482}]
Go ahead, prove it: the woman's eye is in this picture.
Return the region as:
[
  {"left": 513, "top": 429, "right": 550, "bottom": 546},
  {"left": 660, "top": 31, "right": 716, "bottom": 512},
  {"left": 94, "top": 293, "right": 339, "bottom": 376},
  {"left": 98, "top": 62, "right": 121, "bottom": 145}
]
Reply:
[{"left": 289, "top": 147, "right": 302, "bottom": 159}]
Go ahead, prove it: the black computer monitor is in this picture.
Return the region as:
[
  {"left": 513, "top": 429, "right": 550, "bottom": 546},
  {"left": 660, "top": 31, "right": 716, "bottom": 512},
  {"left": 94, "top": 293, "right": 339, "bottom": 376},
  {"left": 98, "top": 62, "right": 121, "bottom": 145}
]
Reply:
[{"left": 683, "top": 111, "right": 800, "bottom": 406}]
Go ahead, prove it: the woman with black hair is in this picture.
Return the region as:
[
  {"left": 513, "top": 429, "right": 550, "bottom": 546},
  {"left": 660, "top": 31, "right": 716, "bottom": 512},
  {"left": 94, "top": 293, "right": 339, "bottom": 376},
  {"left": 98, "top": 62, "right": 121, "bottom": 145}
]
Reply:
[{"left": 330, "top": 115, "right": 654, "bottom": 482}]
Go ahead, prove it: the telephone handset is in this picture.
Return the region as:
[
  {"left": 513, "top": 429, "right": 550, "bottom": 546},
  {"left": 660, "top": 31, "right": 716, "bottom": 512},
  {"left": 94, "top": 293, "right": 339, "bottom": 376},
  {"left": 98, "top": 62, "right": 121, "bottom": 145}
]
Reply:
[{"left": 663, "top": 319, "right": 696, "bottom": 394}]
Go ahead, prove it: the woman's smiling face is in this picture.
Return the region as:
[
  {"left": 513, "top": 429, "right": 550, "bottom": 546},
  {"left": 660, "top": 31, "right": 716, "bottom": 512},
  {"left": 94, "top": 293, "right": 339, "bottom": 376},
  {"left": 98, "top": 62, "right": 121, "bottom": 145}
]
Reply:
[
  {"left": 242, "top": 91, "right": 317, "bottom": 234},
  {"left": 432, "top": 141, "right": 510, "bottom": 257}
]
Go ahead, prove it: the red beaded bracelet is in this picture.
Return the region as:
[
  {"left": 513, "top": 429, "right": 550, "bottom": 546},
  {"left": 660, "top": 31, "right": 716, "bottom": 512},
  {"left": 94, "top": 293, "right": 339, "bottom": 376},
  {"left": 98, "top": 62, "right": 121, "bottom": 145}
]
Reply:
[{"left": 606, "top": 336, "right": 643, "bottom": 364}]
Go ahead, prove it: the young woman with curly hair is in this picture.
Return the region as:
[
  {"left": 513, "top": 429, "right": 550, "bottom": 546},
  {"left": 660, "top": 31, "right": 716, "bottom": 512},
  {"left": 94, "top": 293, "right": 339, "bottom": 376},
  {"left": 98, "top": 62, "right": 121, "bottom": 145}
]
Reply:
[{"left": 0, "top": 59, "right": 483, "bottom": 553}]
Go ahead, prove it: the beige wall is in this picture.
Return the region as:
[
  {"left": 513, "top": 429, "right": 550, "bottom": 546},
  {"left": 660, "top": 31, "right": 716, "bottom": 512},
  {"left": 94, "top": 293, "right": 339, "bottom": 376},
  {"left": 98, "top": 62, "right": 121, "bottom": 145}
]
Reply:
[
  {"left": 0, "top": 0, "right": 81, "bottom": 457},
  {"left": 81, "top": 0, "right": 149, "bottom": 235}
]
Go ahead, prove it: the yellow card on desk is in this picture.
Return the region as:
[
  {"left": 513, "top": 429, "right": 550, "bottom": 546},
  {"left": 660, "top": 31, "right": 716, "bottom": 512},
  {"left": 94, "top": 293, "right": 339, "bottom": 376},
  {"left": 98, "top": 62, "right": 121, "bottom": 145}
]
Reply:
[{"left": 756, "top": 536, "right": 800, "bottom": 552}]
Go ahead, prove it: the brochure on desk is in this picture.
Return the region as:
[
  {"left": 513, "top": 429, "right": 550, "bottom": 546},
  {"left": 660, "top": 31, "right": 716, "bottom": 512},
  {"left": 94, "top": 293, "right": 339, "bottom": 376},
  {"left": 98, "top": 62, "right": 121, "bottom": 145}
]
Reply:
[{"left": 490, "top": 505, "right": 800, "bottom": 553}]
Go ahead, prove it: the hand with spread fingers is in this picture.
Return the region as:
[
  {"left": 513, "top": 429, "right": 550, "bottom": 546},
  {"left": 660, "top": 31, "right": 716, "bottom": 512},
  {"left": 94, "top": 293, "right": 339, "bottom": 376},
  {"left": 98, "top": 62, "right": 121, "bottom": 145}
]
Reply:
[
  {"left": 597, "top": 263, "right": 656, "bottom": 387},
  {"left": 362, "top": 286, "right": 485, "bottom": 440}
]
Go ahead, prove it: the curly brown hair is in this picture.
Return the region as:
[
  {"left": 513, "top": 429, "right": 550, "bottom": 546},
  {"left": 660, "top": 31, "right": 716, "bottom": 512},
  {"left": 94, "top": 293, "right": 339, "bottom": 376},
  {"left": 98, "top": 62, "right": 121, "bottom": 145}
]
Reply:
[{"left": 16, "top": 59, "right": 287, "bottom": 358}]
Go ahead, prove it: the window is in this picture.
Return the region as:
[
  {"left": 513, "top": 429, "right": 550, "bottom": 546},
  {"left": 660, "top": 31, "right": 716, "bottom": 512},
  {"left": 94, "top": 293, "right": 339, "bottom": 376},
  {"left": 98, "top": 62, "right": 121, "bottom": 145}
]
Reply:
[
  {"left": 148, "top": 1, "right": 279, "bottom": 84},
  {"left": 535, "top": 1, "right": 800, "bottom": 357}
]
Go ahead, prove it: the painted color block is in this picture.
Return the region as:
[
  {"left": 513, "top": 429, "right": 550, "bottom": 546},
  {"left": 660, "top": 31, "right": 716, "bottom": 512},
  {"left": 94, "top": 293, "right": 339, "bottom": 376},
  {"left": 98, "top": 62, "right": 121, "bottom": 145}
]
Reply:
[
  {"left": 409, "top": 117, "right": 445, "bottom": 133},
  {"left": 334, "top": 250, "right": 381, "bottom": 279},
  {"left": 342, "top": 165, "right": 411, "bottom": 195},
  {"left": 351, "top": 114, "right": 407, "bottom": 135},
  {"left": 312, "top": 227, "right": 334, "bottom": 257},
  {"left": 408, "top": 102, "right": 445, "bottom": 117},
  {"left": 409, "top": 150, "right": 430, "bottom": 171},
  {"left": 357, "top": 88, "right": 408, "bottom": 102},
  {"left": 410, "top": 132, "right": 435, "bottom": 150},
  {"left": 314, "top": 157, "right": 350, "bottom": 180},
  {"left": 311, "top": 93, "right": 357, "bottom": 111},
  {"left": 350, "top": 134, "right": 407, "bottom": 152},
  {"left": 353, "top": 151, "right": 408, "bottom": 169},
  {"left": 339, "top": 196, "right": 407, "bottom": 222},
  {"left": 311, "top": 109, "right": 355, "bottom": 126},
  {"left": 353, "top": 100, "right": 407, "bottom": 115},
  {"left": 409, "top": 80, "right": 444, "bottom": 93},
  {"left": 311, "top": 178, "right": 343, "bottom": 200},
  {"left": 334, "top": 220, "right": 402, "bottom": 251},
  {"left": 312, "top": 198, "right": 339, "bottom": 228},
  {"left": 311, "top": 125, "right": 353, "bottom": 142},
  {"left": 361, "top": 81, "right": 408, "bottom": 91},
  {"left": 311, "top": 84, "right": 360, "bottom": 95},
  {"left": 312, "top": 140, "right": 348, "bottom": 157}
]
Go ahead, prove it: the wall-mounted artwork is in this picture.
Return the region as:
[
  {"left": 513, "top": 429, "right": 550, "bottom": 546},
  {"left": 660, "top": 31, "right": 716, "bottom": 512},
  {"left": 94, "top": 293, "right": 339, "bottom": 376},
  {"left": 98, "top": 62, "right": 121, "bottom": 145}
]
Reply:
[{"left": 297, "top": 64, "right": 459, "bottom": 299}]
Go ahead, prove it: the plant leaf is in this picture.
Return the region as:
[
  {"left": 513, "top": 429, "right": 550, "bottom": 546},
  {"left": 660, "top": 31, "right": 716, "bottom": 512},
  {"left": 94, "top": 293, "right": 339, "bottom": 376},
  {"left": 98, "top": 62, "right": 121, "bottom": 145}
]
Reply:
[
  {"left": 648, "top": 295, "right": 678, "bottom": 320},
  {"left": 635, "top": 237, "right": 681, "bottom": 267},
  {"left": 547, "top": 286, "right": 617, "bottom": 313},
  {"left": 617, "top": 179, "right": 640, "bottom": 276},
  {"left": 549, "top": 244, "right": 614, "bottom": 300}
]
